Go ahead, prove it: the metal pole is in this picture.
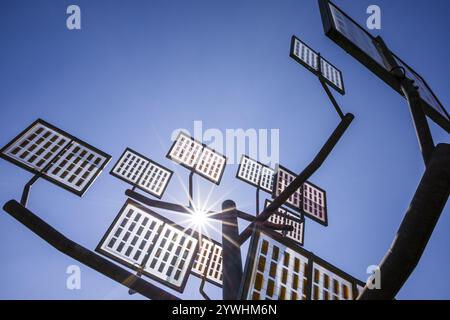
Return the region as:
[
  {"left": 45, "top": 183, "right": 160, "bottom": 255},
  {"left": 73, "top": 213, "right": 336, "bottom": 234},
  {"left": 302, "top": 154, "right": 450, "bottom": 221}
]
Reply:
[
  {"left": 2, "top": 200, "right": 179, "bottom": 300},
  {"left": 358, "top": 143, "right": 450, "bottom": 300},
  {"left": 239, "top": 113, "right": 354, "bottom": 244},
  {"left": 221, "top": 200, "right": 243, "bottom": 300},
  {"left": 189, "top": 171, "right": 194, "bottom": 208},
  {"left": 374, "top": 36, "right": 434, "bottom": 165},
  {"left": 317, "top": 52, "right": 345, "bottom": 120},
  {"left": 255, "top": 187, "right": 260, "bottom": 216}
]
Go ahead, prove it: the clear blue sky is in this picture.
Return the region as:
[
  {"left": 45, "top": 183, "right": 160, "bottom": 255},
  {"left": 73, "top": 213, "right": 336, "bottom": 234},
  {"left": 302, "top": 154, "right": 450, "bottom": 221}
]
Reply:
[{"left": 0, "top": 0, "right": 449, "bottom": 300}]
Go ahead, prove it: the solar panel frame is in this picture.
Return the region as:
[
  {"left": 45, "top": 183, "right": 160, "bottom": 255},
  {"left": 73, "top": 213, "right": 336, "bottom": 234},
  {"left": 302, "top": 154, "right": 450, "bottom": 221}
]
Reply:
[
  {"left": 167, "top": 132, "right": 227, "bottom": 185},
  {"left": 0, "top": 119, "right": 111, "bottom": 197},
  {"left": 265, "top": 199, "right": 305, "bottom": 246},
  {"left": 236, "top": 155, "right": 275, "bottom": 193},
  {"left": 239, "top": 226, "right": 363, "bottom": 300},
  {"left": 191, "top": 237, "right": 223, "bottom": 287},
  {"left": 96, "top": 199, "right": 200, "bottom": 293},
  {"left": 318, "top": 0, "right": 450, "bottom": 132},
  {"left": 290, "top": 35, "right": 346, "bottom": 95},
  {"left": 272, "top": 165, "right": 328, "bottom": 227},
  {"left": 302, "top": 181, "right": 328, "bottom": 226},
  {"left": 194, "top": 144, "right": 227, "bottom": 185},
  {"left": 110, "top": 148, "right": 173, "bottom": 199}
]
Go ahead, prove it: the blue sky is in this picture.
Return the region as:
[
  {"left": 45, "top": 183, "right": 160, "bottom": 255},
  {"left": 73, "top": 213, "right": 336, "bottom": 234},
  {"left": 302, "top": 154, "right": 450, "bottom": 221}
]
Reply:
[{"left": 0, "top": 0, "right": 449, "bottom": 300}]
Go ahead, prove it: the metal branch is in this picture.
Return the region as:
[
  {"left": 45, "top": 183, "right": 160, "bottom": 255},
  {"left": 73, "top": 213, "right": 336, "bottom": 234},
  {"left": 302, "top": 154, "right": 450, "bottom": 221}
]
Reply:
[
  {"left": 2, "top": 200, "right": 179, "bottom": 301},
  {"left": 358, "top": 143, "right": 450, "bottom": 300},
  {"left": 238, "top": 113, "right": 354, "bottom": 245}
]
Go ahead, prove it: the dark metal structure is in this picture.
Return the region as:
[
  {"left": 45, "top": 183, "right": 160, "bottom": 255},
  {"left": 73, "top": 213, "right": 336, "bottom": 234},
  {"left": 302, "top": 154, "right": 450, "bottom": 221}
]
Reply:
[{"left": 318, "top": 0, "right": 450, "bottom": 300}]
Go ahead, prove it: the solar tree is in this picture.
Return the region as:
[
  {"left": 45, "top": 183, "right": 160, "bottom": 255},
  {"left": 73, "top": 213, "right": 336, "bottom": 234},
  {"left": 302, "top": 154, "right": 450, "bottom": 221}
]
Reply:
[{"left": 4, "top": 1, "right": 444, "bottom": 301}]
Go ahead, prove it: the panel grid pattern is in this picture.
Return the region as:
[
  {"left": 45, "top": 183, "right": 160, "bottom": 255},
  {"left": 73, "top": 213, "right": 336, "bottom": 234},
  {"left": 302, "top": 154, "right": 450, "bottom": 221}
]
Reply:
[
  {"left": 312, "top": 263, "right": 353, "bottom": 300},
  {"left": 144, "top": 224, "right": 198, "bottom": 288},
  {"left": 293, "top": 38, "right": 319, "bottom": 71},
  {"left": 2, "top": 122, "right": 71, "bottom": 171},
  {"left": 138, "top": 162, "right": 172, "bottom": 197},
  {"left": 266, "top": 200, "right": 304, "bottom": 246},
  {"left": 47, "top": 142, "right": 108, "bottom": 192},
  {"left": 192, "top": 238, "right": 223, "bottom": 286},
  {"left": 237, "top": 156, "right": 262, "bottom": 186},
  {"left": 1, "top": 120, "right": 110, "bottom": 196},
  {"left": 168, "top": 133, "right": 203, "bottom": 168},
  {"left": 110, "top": 148, "right": 172, "bottom": 198},
  {"left": 99, "top": 203, "right": 164, "bottom": 266},
  {"left": 196, "top": 147, "right": 226, "bottom": 184},
  {"left": 303, "top": 182, "right": 327, "bottom": 224},
  {"left": 111, "top": 150, "right": 148, "bottom": 184},
  {"left": 320, "top": 59, "right": 344, "bottom": 91},
  {"left": 274, "top": 167, "right": 302, "bottom": 209},
  {"left": 247, "top": 234, "right": 308, "bottom": 300},
  {"left": 168, "top": 133, "right": 227, "bottom": 185}
]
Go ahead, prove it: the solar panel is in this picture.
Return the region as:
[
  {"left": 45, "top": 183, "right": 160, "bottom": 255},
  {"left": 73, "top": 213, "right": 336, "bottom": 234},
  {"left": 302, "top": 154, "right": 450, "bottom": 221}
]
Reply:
[
  {"left": 143, "top": 224, "right": 198, "bottom": 290},
  {"left": 191, "top": 237, "right": 223, "bottom": 287},
  {"left": 240, "top": 228, "right": 363, "bottom": 300},
  {"left": 290, "top": 36, "right": 345, "bottom": 95},
  {"left": 302, "top": 182, "right": 327, "bottom": 226},
  {"left": 273, "top": 165, "right": 303, "bottom": 209},
  {"left": 260, "top": 166, "right": 275, "bottom": 193},
  {"left": 243, "top": 232, "right": 310, "bottom": 300},
  {"left": 97, "top": 201, "right": 164, "bottom": 267},
  {"left": 167, "top": 132, "right": 227, "bottom": 185},
  {"left": 0, "top": 119, "right": 111, "bottom": 196},
  {"left": 110, "top": 148, "right": 173, "bottom": 199},
  {"left": 96, "top": 199, "right": 199, "bottom": 292},
  {"left": 272, "top": 165, "right": 328, "bottom": 226},
  {"left": 195, "top": 146, "right": 227, "bottom": 185},
  {"left": 319, "top": 0, "right": 450, "bottom": 132},
  {"left": 236, "top": 155, "right": 275, "bottom": 193},
  {"left": 265, "top": 200, "right": 305, "bottom": 246},
  {"left": 311, "top": 263, "right": 354, "bottom": 300}
]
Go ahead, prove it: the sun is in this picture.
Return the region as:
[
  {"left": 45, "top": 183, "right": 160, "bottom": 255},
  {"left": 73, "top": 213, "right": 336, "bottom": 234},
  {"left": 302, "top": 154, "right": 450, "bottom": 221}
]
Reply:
[{"left": 190, "top": 208, "right": 208, "bottom": 227}]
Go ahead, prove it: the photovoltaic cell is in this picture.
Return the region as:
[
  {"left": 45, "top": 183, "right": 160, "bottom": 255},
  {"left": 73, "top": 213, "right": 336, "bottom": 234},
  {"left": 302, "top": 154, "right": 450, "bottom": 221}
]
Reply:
[
  {"left": 0, "top": 119, "right": 111, "bottom": 196},
  {"left": 320, "top": 58, "right": 344, "bottom": 92},
  {"left": 237, "top": 156, "right": 262, "bottom": 186},
  {"left": 273, "top": 166, "right": 302, "bottom": 209},
  {"left": 98, "top": 201, "right": 164, "bottom": 266},
  {"left": 195, "top": 146, "right": 226, "bottom": 184},
  {"left": 246, "top": 232, "right": 309, "bottom": 300},
  {"left": 273, "top": 165, "right": 328, "bottom": 226},
  {"left": 260, "top": 166, "right": 275, "bottom": 193},
  {"left": 144, "top": 224, "right": 198, "bottom": 289},
  {"left": 167, "top": 132, "right": 227, "bottom": 185},
  {"left": 292, "top": 38, "right": 319, "bottom": 72},
  {"left": 302, "top": 182, "right": 327, "bottom": 225},
  {"left": 265, "top": 200, "right": 304, "bottom": 246},
  {"left": 241, "top": 229, "right": 363, "bottom": 300},
  {"left": 97, "top": 200, "right": 199, "bottom": 292},
  {"left": 311, "top": 263, "right": 354, "bottom": 300},
  {"left": 110, "top": 148, "right": 173, "bottom": 198},
  {"left": 191, "top": 238, "right": 223, "bottom": 286},
  {"left": 290, "top": 36, "right": 345, "bottom": 95},
  {"left": 167, "top": 132, "right": 203, "bottom": 169},
  {"left": 236, "top": 155, "right": 275, "bottom": 193}
]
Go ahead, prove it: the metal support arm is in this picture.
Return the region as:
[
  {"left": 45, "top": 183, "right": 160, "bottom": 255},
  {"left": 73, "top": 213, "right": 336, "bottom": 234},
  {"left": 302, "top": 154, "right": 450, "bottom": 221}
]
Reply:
[
  {"left": 358, "top": 143, "right": 450, "bottom": 300},
  {"left": 2, "top": 200, "right": 179, "bottom": 300}
]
